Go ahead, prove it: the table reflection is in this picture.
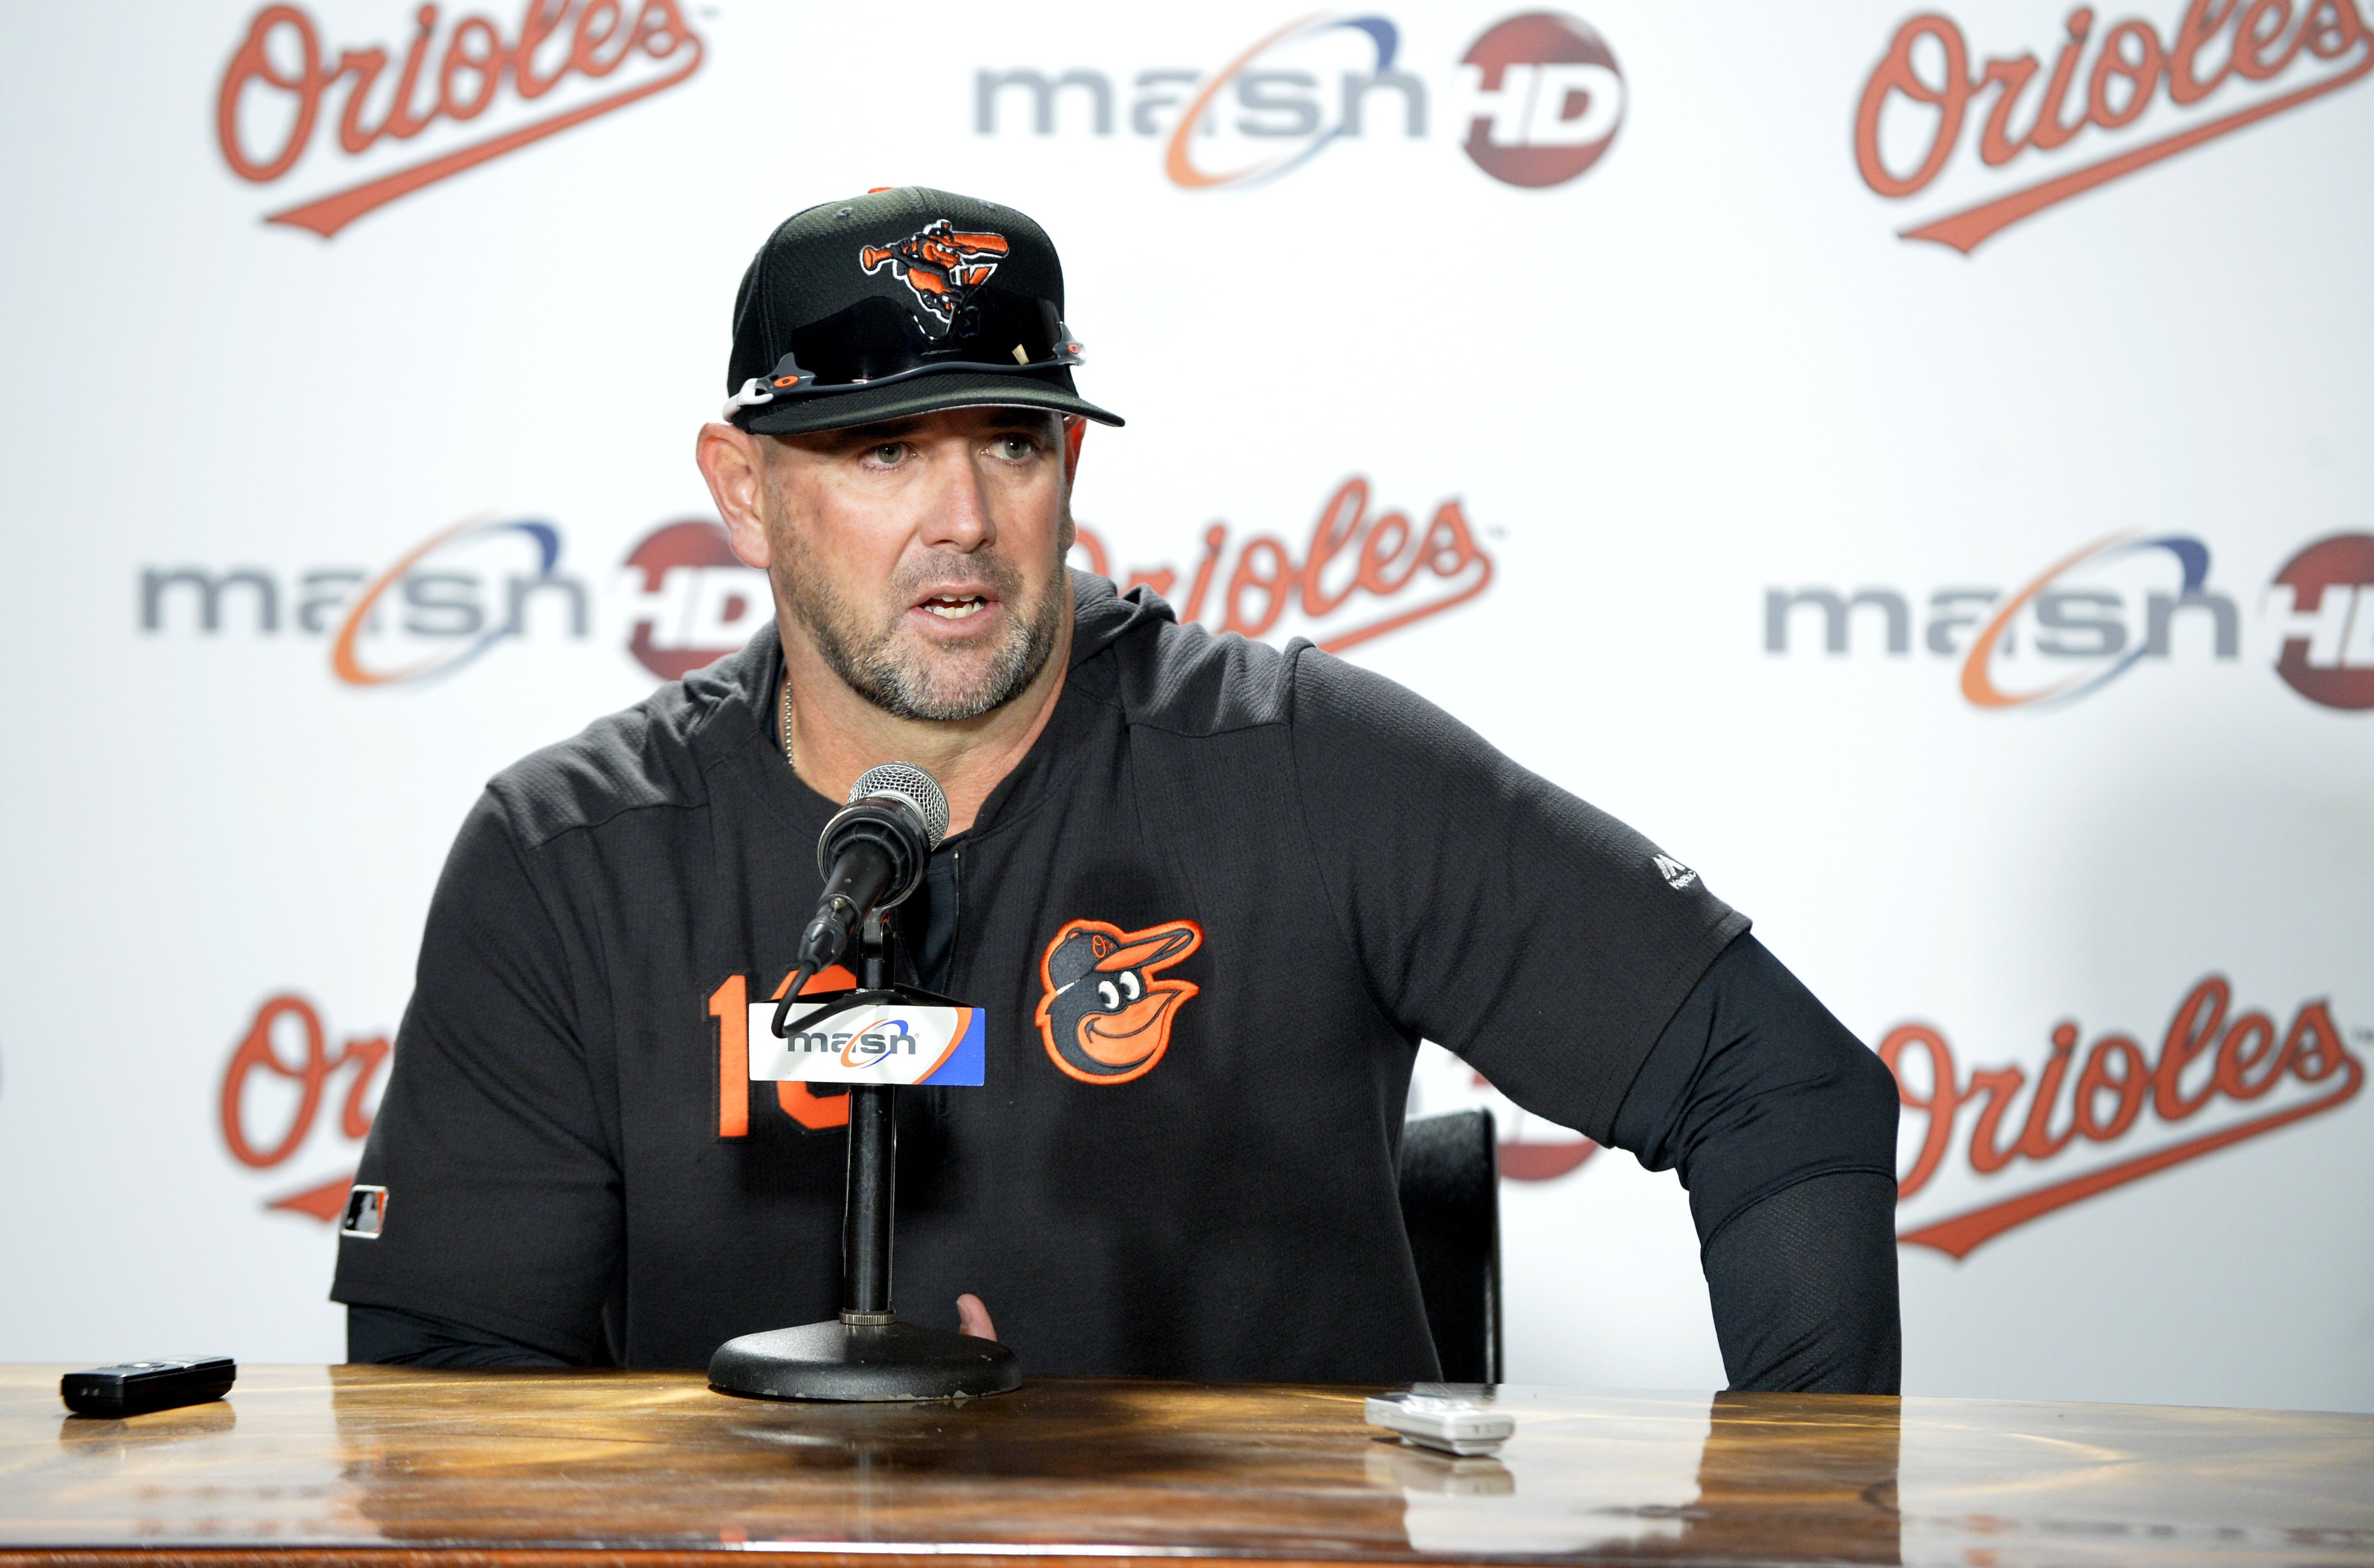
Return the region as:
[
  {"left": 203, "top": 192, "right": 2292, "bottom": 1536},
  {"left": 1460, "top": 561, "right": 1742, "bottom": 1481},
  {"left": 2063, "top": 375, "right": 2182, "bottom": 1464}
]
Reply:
[
  {"left": 1386, "top": 1386, "right": 1902, "bottom": 1562},
  {"left": 56, "top": 1400, "right": 238, "bottom": 1453},
  {"left": 327, "top": 1367, "right": 1417, "bottom": 1552},
  {"left": 3, "top": 1364, "right": 2362, "bottom": 1564}
]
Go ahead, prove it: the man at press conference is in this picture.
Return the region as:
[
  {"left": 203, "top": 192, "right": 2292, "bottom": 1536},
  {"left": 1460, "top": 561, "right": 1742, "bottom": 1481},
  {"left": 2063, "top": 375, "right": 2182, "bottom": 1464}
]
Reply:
[{"left": 332, "top": 187, "right": 1901, "bottom": 1393}]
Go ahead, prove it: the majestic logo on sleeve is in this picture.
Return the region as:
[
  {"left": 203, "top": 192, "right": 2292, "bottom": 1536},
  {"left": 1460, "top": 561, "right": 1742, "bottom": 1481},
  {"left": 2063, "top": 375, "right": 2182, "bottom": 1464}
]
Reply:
[
  {"left": 1035, "top": 919, "right": 1203, "bottom": 1084},
  {"left": 859, "top": 219, "right": 1011, "bottom": 327}
]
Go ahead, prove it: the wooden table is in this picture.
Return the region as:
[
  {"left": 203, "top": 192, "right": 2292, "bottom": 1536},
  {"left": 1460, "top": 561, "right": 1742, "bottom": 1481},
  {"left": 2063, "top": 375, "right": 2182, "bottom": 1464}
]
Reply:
[{"left": 4, "top": 1365, "right": 2370, "bottom": 1566}]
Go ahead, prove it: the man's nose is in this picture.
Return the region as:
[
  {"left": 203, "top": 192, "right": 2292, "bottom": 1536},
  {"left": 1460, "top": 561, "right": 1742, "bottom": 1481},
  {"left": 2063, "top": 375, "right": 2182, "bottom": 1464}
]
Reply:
[{"left": 915, "top": 447, "right": 997, "bottom": 553}]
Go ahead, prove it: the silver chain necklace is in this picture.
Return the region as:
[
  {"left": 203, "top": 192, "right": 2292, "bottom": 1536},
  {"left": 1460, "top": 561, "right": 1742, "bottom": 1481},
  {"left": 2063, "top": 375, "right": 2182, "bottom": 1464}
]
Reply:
[{"left": 779, "top": 660, "right": 795, "bottom": 771}]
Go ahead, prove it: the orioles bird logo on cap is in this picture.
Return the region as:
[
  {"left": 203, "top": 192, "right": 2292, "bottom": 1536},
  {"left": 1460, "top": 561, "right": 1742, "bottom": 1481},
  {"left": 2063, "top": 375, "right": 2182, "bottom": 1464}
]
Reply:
[
  {"left": 1034, "top": 918, "right": 1203, "bottom": 1085},
  {"left": 859, "top": 218, "right": 1010, "bottom": 327}
]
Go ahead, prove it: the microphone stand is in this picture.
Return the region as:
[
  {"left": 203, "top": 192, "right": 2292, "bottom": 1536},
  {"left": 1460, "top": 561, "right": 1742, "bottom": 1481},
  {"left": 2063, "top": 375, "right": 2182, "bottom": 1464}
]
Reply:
[{"left": 708, "top": 908, "right": 1022, "bottom": 1402}]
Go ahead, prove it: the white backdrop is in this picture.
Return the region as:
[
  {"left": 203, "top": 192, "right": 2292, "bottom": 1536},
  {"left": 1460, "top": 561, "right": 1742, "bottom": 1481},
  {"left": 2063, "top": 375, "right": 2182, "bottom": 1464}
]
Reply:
[{"left": 1, "top": 0, "right": 2367, "bottom": 1412}]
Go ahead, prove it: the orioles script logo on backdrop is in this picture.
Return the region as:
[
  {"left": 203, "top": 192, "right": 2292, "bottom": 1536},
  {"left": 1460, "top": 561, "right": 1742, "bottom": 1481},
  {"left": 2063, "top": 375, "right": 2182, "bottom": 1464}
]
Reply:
[
  {"left": 1881, "top": 976, "right": 2361, "bottom": 1258},
  {"left": 218, "top": 1, "right": 705, "bottom": 238},
  {"left": 1856, "top": 0, "right": 2372, "bottom": 253},
  {"left": 1072, "top": 476, "right": 1494, "bottom": 655},
  {"left": 219, "top": 994, "right": 390, "bottom": 1221}
]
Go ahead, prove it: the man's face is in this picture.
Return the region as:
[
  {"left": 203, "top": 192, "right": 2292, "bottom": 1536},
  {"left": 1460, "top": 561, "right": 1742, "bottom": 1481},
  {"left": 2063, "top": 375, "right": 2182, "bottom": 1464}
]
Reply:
[{"left": 753, "top": 406, "right": 1075, "bottom": 723}]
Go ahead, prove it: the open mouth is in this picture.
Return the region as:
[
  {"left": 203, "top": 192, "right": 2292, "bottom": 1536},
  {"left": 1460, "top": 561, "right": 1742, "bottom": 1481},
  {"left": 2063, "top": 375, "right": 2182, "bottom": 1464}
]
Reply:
[{"left": 918, "top": 594, "right": 990, "bottom": 622}]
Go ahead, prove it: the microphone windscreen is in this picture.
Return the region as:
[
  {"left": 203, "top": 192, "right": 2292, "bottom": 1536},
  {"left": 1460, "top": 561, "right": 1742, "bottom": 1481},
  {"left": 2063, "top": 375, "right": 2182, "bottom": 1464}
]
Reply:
[{"left": 848, "top": 762, "right": 950, "bottom": 849}]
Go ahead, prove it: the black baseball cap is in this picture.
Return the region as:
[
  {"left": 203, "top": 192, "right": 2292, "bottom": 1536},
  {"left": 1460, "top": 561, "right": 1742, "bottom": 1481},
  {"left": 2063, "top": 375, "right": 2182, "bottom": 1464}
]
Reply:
[{"left": 722, "top": 186, "right": 1123, "bottom": 436}]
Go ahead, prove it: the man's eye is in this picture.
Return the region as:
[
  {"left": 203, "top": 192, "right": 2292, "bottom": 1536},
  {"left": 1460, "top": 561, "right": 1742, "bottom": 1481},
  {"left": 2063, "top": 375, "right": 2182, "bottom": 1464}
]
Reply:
[
  {"left": 1119, "top": 972, "right": 1141, "bottom": 1001},
  {"left": 994, "top": 436, "right": 1037, "bottom": 460},
  {"left": 870, "top": 443, "right": 907, "bottom": 465},
  {"left": 1097, "top": 980, "right": 1120, "bottom": 1010}
]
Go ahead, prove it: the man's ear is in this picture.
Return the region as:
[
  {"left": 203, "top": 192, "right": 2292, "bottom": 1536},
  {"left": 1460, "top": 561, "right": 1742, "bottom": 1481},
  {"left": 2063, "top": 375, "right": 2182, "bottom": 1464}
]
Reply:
[
  {"left": 696, "top": 422, "right": 772, "bottom": 569},
  {"left": 1062, "top": 416, "right": 1086, "bottom": 483}
]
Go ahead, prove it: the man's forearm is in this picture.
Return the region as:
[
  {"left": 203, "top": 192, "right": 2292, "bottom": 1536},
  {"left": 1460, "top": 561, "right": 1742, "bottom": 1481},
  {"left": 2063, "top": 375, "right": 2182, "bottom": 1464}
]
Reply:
[
  {"left": 1611, "top": 934, "right": 1903, "bottom": 1393},
  {"left": 1702, "top": 1171, "right": 1900, "bottom": 1392},
  {"left": 346, "top": 1304, "right": 576, "bottom": 1368}
]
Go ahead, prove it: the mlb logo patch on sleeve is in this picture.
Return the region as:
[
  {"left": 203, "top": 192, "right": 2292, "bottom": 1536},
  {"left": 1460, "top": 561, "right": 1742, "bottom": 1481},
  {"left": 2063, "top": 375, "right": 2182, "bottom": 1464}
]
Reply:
[{"left": 341, "top": 1184, "right": 387, "bottom": 1238}]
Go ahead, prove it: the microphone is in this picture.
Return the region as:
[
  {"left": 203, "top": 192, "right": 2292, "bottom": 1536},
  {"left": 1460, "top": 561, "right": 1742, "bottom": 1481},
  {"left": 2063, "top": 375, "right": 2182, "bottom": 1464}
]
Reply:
[{"left": 774, "top": 762, "right": 949, "bottom": 1036}]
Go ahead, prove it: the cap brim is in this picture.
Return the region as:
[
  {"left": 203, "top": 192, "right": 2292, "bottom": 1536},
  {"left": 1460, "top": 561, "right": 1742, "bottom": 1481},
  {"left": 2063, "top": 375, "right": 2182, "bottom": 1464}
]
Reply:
[{"left": 739, "top": 369, "right": 1123, "bottom": 436}]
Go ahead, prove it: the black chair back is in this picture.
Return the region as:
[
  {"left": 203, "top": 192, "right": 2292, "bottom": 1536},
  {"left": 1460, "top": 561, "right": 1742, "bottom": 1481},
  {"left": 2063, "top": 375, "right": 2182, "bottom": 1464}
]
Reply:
[{"left": 1398, "top": 1108, "right": 1502, "bottom": 1383}]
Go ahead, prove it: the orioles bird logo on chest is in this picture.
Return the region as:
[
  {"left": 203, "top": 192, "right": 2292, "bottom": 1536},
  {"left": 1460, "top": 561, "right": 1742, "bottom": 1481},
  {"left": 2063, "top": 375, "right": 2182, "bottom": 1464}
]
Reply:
[{"left": 1034, "top": 919, "right": 1203, "bottom": 1084}]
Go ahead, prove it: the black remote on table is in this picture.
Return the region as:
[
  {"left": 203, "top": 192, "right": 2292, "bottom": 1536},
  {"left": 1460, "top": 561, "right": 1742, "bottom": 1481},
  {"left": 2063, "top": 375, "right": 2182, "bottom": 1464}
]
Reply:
[{"left": 60, "top": 1358, "right": 237, "bottom": 1418}]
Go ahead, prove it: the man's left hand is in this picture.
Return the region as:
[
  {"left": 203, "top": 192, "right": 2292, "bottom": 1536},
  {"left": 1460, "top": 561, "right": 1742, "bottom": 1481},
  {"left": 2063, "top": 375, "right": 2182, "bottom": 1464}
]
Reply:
[{"left": 956, "top": 1293, "right": 998, "bottom": 1340}]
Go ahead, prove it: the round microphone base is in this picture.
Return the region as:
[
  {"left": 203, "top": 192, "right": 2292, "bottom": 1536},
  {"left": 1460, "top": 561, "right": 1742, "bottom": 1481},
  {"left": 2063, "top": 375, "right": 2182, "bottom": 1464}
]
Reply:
[{"left": 708, "top": 1318, "right": 1022, "bottom": 1403}]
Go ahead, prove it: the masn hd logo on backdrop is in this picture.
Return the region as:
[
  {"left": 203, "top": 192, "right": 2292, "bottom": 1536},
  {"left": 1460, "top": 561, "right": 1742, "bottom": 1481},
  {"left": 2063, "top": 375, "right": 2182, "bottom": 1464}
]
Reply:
[
  {"left": 1764, "top": 530, "right": 2374, "bottom": 712},
  {"left": 2268, "top": 532, "right": 2374, "bottom": 710},
  {"left": 139, "top": 514, "right": 590, "bottom": 686},
  {"left": 617, "top": 520, "right": 771, "bottom": 680},
  {"left": 1855, "top": 0, "right": 2370, "bottom": 253},
  {"left": 975, "top": 10, "right": 1623, "bottom": 191},
  {"left": 216, "top": 0, "right": 705, "bottom": 238},
  {"left": 137, "top": 514, "right": 758, "bottom": 687},
  {"left": 1457, "top": 12, "right": 1624, "bottom": 187}
]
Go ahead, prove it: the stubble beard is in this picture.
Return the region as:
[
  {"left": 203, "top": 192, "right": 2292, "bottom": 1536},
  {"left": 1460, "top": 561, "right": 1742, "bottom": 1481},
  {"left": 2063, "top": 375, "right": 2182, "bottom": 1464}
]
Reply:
[{"left": 782, "top": 532, "right": 1067, "bottom": 723}]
